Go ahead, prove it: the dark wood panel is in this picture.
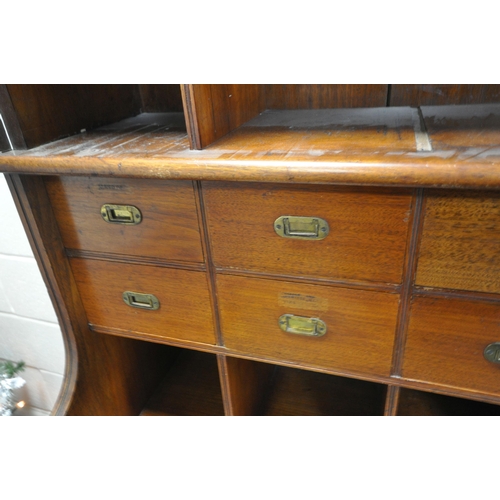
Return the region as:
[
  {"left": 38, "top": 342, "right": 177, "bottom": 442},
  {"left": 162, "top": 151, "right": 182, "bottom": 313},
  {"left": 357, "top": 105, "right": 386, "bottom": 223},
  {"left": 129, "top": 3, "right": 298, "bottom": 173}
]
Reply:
[
  {"left": 138, "top": 84, "right": 184, "bottom": 112},
  {"left": 218, "top": 274, "right": 400, "bottom": 377},
  {"left": 6, "top": 84, "right": 141, "bottom": 149},
  {"left": 265, "top": 84, "right": 388, "bottom": 109},
  {"left": 0, "top": 119, "right": 10, "bottom": 152},
  {"left": 181, "top": 84, "right": 265, "bottom": 149},
  {"left": 204, "top": 182, "right": 413, "bottom": 284},
  {"left": 416, "top": 190, "right": 500, "bottom": 293},
  {"left": 260, "top": 366, "right": 386, "bottom": 416},
  {"left": 70, "top": 258, "right": 216, "bottom": 345},
  {"left": 0, "top": 84, "right": 27, "bottom": 150},
  {"left": 397, "top": 388, "right": 500, "bottom": 416},
  {"left": 390, "top": 84, "right": 500, "bottom": 106},
  {"left": 45, "top": 176, "right": 204, "bottom": 264},
  {"left": 403, "top": 296, "right": 500, "bottom": 398},
  {"left": 142, "top": 349, "right": 225, "bottom": 416},
  {"left": 422, "top": 103, "right": 500, "bottom": 150},
  {"left": 218, "top": 356, "right": 274, "bottom": 416}
]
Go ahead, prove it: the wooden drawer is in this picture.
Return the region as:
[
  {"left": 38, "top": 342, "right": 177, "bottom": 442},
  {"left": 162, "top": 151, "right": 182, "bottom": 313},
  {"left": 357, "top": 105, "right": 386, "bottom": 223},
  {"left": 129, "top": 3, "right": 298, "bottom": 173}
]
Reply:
[
  {"left": 416, "top": 190, "right": 500, "bottom": 293},
  {"left": 217, "top": 274, "right": 400, "bottom": 376},
  {"left": 402, "top": 296, "right": 500, "bottom": 397},
  {"left": 203, "top": 182, "right": 412, "bottom": 284},
  {"left": 70, "top": 258, "right": 216, "bottom": 344},
  {"left": 45, "top": 176, "right": 204, "bottom": 263}
]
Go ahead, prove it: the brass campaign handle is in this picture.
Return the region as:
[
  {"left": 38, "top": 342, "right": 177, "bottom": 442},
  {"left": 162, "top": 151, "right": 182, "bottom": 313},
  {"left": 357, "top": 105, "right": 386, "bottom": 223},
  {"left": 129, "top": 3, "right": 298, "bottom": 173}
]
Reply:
[
  {"left": 101, "top": 204, "right": 142, "bottom": 225},
  {"left": 484, "top": 342, "right": 500, "bottom": 364},
  {"left": 122, "top": 291, "right": 160, "bottom": 310},
  {"left": 278, "top": 314, "right": 327, "bottom": 337},
  {"left": 274, "top": 216, "right": 329, "bottom": 240}
]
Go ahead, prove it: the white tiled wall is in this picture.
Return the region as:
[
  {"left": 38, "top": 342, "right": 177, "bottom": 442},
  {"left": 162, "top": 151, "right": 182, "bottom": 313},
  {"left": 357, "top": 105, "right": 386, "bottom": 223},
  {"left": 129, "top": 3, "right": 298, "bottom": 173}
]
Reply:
[{"left": 0, "top": 174, "right": 65, "bottom": 416}]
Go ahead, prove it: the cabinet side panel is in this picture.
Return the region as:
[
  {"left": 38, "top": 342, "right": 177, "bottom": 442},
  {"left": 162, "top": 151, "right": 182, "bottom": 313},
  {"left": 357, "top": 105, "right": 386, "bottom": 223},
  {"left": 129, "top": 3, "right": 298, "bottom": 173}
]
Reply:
[{"left": 6, "top": 174, "right": 173, "bottom": 415}]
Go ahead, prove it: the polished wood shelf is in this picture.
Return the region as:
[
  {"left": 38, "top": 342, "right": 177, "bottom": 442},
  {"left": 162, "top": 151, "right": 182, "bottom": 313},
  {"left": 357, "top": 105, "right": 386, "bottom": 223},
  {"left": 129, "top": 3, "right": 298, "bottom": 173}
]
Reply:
[{"left": 2, "top": 106, "right": 500, "bottom": 189}]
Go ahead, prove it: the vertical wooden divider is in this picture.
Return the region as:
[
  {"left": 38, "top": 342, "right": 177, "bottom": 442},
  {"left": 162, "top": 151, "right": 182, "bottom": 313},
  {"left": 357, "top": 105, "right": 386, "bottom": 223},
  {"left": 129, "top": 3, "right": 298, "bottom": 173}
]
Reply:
[
  {"left": 391, "top": 189, "right": 425, "bottom": 377},
  {"left": 384, "top": 386, "right": 401, "bottom": 416},
  {"left": 217, "top": 355, "right": 275, "bottom": 416},
  {"left": 181, "top": 85, "right": 265, "bottom": 150}
]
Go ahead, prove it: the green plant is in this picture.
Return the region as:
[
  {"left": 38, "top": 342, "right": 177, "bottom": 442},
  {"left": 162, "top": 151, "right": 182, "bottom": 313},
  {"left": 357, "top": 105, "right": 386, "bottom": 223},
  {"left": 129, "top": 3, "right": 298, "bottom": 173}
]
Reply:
[{"left": 0, "top": 361, "right": 26, "bottom": 379}]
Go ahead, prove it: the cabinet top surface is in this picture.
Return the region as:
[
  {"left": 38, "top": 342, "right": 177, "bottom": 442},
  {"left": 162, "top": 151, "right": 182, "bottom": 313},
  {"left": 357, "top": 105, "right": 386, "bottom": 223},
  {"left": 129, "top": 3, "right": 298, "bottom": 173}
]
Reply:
[{"left": 2, "top": 105, "right": 500, "bottom": 188}]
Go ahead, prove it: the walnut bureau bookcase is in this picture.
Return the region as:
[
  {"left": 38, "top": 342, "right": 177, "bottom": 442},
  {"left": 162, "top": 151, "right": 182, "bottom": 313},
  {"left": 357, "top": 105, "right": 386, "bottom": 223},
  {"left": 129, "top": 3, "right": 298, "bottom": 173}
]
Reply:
[{"left": 1, "top": 84, "right": 500, "bottom": 416}]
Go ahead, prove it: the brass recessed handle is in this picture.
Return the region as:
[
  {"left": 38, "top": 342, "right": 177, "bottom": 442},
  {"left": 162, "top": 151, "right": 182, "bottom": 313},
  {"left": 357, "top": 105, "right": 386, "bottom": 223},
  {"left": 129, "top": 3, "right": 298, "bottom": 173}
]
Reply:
[
  {"left": 278, "top": 314, "right": 327, "bottom": 337},
  {"left": 274, "top": 216, "right": 329, "bottom": 240},
  {"left": 484, "top": 342, "right": 500, "bottom": 364},
  {"left": 122, "top": 291, "right": 160, "bottom": 310},
  {"left": 101, "top": 204, "right": 142, "bottom": 225}
]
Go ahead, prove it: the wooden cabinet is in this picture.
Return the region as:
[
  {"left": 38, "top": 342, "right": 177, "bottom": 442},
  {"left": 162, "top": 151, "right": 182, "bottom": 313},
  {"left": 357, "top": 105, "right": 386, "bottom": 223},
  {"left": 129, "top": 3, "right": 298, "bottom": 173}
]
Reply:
[{"left": 2, "top": 84, "right": 500, "bottom": 415}]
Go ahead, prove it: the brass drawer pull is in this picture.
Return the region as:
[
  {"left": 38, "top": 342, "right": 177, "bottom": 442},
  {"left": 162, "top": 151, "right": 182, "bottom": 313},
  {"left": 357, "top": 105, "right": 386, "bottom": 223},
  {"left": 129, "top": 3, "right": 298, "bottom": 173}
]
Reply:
[
  {"left": 274, "top": 216, "right": 329, "bottom": 240},
  {"left": 101, "top": 204, "right": 142, "bottom": 225},
  {"left": 278, "top": 314, "right": 327, "bottom": 337},
  {"left": 122, "top": 291, "right": 160, "bottom": 310},
  {"left": 484, "top": 343, "right": 500, "bottom": 364}
]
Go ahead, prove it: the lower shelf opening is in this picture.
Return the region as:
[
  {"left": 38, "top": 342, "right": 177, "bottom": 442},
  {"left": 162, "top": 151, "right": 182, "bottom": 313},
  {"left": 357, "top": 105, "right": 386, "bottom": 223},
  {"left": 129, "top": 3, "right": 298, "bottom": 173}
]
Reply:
[
  {"left": 222, "top": 355, "right": 387, "bottom": 416},
  {"left": 396, "top": 388, "right": 500, "bottom": 416},
  {"left": 257, "top": 365, "right": 387, "bottom": 416},
  {"left": 141, "top": 348, "right": 225, "bottom": 416}
]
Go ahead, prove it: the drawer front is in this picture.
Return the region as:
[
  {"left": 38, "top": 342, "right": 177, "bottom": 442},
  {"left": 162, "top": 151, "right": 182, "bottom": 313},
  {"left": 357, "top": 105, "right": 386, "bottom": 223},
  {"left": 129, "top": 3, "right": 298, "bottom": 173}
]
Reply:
[
  {"left": 45, "top": 176, "right": 204, "bottom": 263},
  {"left": 203, "top": 182, "right": 412, "bottom": 284},
  {"left": 403, "top": 296, "right": 500, "bottom": 397},
  {"left": 217, "top": 274, "right": 400, "bottom": 376},
  {"left": 70, "top": 258, "right": 216, "bottom": 344},
  {"left": 416, "top": 190, "right": 500, "bottom": 293}
]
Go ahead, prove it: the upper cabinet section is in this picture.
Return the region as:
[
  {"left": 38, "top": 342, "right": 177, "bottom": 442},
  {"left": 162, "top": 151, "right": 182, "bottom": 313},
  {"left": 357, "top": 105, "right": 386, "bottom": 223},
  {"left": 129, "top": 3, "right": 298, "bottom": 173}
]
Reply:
[
  {"left": 0, "top": 84, "right": 184, "bottom": 150},
  {"left": 2, "top": 84, "right": 500, "bottom": 189},
  {"left": 183, "top": 84, "right": 500, "bottom": 150},
  {"left": 182, "top": 84, "right": 390, "bottom": 149}
]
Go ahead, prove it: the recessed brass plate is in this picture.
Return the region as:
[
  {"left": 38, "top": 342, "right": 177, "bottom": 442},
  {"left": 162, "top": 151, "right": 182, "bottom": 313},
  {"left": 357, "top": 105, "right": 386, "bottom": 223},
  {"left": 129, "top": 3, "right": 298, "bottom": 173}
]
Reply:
[
  {"left": 278, "top": 314, "right": 327, "bottom": 337},
  {"left": 274, "top": 216, "right": 329, "bottom": 240},
  {"left": 122, "top": 291, "right": 160, "bottom": 310},
  {"left": 484, "top": 342, "right": 500, "bottom": 364},
  {"left": 101, "top": 204, "right": 142, "bottom": 225}
]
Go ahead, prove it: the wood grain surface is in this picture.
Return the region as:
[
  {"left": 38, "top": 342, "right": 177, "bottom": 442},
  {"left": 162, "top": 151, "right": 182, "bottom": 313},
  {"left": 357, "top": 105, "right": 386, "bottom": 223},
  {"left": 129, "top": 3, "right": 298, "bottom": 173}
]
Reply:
[
  {"left": 204, "top": 182, "right": 412, "bottom": 284},
  {"left": 390, "top": 84, "right": 500, "bottom": 107},
  {"left": 141, "top": 349, "right": 225, "bottom": 416},
  {"left": 396, "top": 388, "right": 500, "bottom": 416},
  {"left": 422, "top": 103, "right": 500, "bottom": 150},
  {"left": 264, "top": 84, "right": 388, "bottom": 109},
  {"left": 217, "top": 356, "right": 275, "bottom": 416},
  {"left": 138, "top": 84, "right": 183, "bottom": 112},
  {"left": 3, "top": 107, "right": 500, "bottom": 189},
  {"left": 416, "top": 189, "right": 500, "bottom": 293},
  {"left": 181, "top": 84, "right": 264, "bottom": 149},
  {"left": 70, "top": 258, "right": 216, "bottom": 344},
  {"left": 6, "top": 84, "right": 141, "bottom": 149},
  {"left": 45, "top": 176, "right": 204, "bottom": 264},
  {"left": 259, "top": 366, "right": 387, "bottom": 416},
  {"left": 217, "top": 274, "right": 400, "bottom": 376},
  {"left": 7, "top": 174, "right": 177, "bottom": 415},
  {"left": 402, "top": 296, "right": 500, "bottom": 397}
]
